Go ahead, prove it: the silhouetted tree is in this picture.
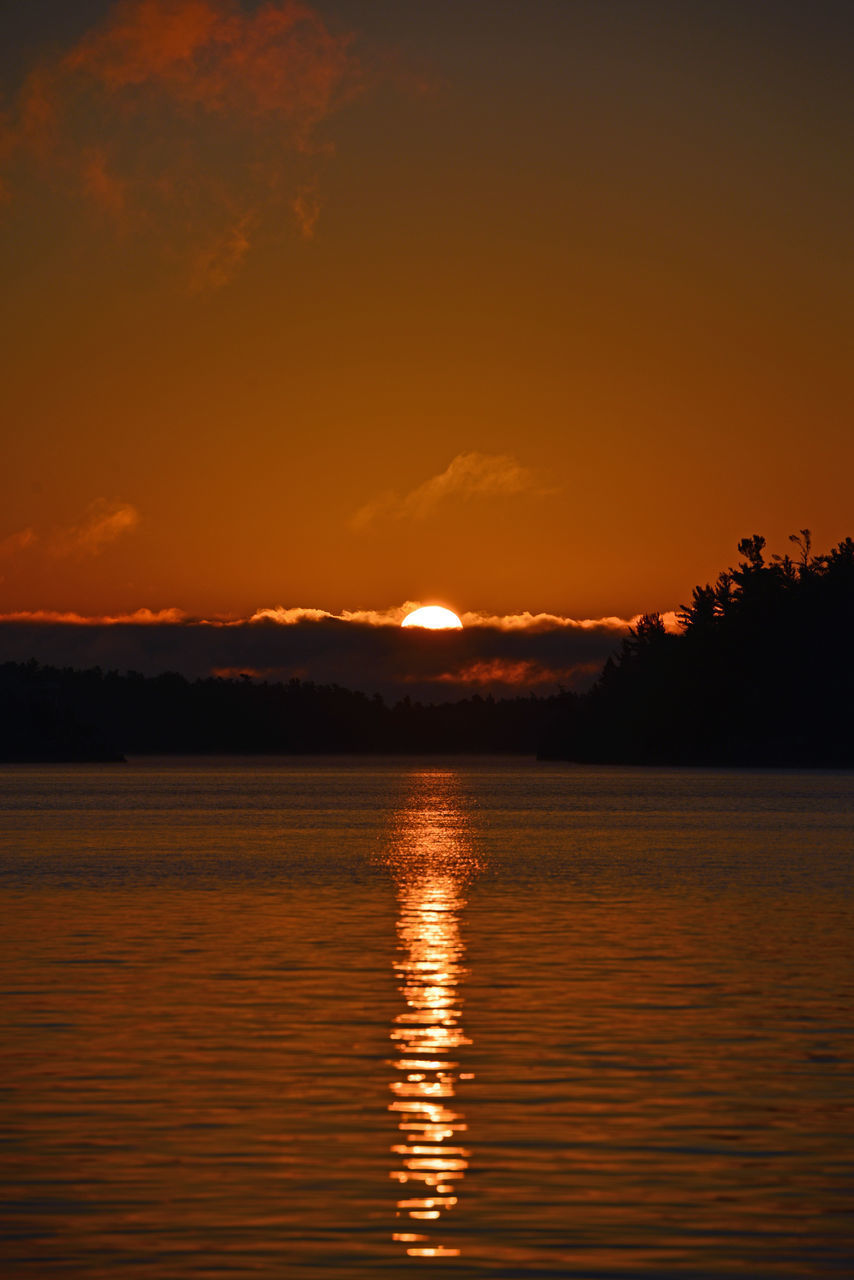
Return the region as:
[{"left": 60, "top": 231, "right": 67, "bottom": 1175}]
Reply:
[{"left": 541, "top": 531, "right": 854, "bottom": 766}]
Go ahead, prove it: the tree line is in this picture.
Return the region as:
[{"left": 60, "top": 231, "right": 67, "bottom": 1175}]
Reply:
[
  {"left": 0, "top": 660, "right": 558, "bottom": 761},
  {"left": 542, "top": 531, "right": 854, "bottom": 765}
]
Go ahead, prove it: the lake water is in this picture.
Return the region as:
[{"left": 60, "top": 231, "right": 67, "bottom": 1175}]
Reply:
[{"left": 1, "top": 758, "right": 853, "bottom": 1278}]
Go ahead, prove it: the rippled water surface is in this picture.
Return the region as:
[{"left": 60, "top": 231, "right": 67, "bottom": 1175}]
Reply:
[{"left": 1, "top": 758, "right": 853, "bottom": 1278}]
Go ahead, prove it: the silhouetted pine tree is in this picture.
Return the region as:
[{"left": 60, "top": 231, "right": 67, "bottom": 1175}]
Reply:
[{"left": 542, "top": 532, "right": 854, "bottom": 765}]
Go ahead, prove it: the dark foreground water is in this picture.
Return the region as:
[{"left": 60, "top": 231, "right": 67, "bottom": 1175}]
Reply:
[{"left": 1, "top": 758, "right": 852, "bottom": 1278}]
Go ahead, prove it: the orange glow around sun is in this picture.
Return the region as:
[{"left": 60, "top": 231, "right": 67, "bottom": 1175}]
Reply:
[{"left": 401, "top": 607, "right": 463, "bottom": 631}]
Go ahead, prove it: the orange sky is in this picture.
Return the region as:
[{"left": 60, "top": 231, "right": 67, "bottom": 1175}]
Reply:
[{"left": 1, "top": 0, "right": 852, "bottom": 623}]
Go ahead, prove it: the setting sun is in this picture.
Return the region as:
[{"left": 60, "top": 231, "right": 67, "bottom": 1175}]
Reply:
[{"left": 401, "top": 606, "right": 463, "bottom": 631}]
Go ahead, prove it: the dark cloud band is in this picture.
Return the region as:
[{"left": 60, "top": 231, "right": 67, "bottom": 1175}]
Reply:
[{"left": 0, "top": 616, "right": 625, "bottom": 700}]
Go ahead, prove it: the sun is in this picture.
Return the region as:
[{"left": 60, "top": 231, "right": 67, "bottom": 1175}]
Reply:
[{"left": 401, "top": 605, "right": 463, "bottom": 630}]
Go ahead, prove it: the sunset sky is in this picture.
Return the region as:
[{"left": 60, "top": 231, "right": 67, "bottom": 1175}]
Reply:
[{"left": 1, "top": 1, "right": 852, "bottom": 692}]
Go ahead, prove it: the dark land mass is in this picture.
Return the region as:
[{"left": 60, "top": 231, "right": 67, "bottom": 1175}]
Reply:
[
  {"left": 542, "top": 531, "right": 854, "bottom": 766},
  {"left": 0, "top": 660, "right": 559, "bottom": 761},
  {"left": 3, "top": 533, "right": 854, "bottom": 766}
]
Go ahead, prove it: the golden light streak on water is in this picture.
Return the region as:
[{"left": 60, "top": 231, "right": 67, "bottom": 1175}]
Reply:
[
  {"left": 3, "top": 762, "right": 854, "bottom": 1275},
  {"left": 385, "top": 771, "right": 480, "bottom": 1261}
]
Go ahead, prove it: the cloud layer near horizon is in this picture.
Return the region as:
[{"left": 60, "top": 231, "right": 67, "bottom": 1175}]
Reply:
[{"left": 0, "top": 606, "right": 646, "bottom": 700}]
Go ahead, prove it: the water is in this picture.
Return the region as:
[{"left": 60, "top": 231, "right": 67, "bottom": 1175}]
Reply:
[{"left": 1, "top": 758, "right": 853, "bottom": 1277}]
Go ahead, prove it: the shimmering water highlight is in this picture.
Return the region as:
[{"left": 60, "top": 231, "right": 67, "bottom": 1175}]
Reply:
[{"left": 1, "top": 758, "right": 852, "bottom": 1278}]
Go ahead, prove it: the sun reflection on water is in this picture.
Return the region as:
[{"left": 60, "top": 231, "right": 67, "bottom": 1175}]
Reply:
[{"left": 385, "top": 771, "right": 480, "bottom": 1261}]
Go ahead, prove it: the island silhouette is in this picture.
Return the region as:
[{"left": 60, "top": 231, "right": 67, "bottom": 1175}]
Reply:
[{"left": 542, "top": 530, "right": 854, "bottom": 766}]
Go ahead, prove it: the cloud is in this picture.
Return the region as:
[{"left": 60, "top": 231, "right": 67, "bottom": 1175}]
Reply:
[
  {"left": 292, "top": 182, "right": 321, "bottom": 239},
  {"left": 190, "top": 211, "right": 255, "bottom": 292},
  {"left": 52, "top": 499, "right": 140, "bottom": 556},
  {"left": 461, "top": 609, "right": 634, "bottom": 633},
  {"left": 352, "top": 452, "right": 543, "bottom": 530},
  {"left": 250, "top": 605, "right": 336, "bottom": 625},
  {"left": 0, "top": 528, "right": 37, "bottom": 560},
  {"left": 248, "top": 601, "right": 637, "bottom": 634},
  {"left": 2, "top": 0, "right": 365, "bottom": 281},
  {"left": 429, "top": 659, "right": 605, "bottom": 689},
  {"left": 250, "top": 600, "right": 424, "bottom": 627},
  {"left": 81, "top": 146, "right": 128, "bottom": 217},
  {"left": 62, "top": 0, "right": 356, "bottom": 129},
  {"left": 0, "top": 604, "right": 634, "bottom": 700},
  {"left": 0, "top": 607, "right": 185, "bottom": 625}
]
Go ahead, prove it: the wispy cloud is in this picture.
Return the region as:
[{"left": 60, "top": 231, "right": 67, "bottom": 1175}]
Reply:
[
  {"left": 0, "top": 607, "right": 184, "bottom": 625},
  {"left": 352, "top": 451, "right": 544, "bottom": 530},
  {"left": 250, "top": 600, "right": 423, "bottom": 627},
  {"left": 81, "top": 145, "right": 128, "bottom": 217},
  {"left": 461, "top": 609, "right": 621, "bottom": 632},
  {"left": 51, "top": 499, "right": 140, "bottom": 557},
  {"left": 429, "top": 658, "right": 605, "bottom": 689},
  {"left": 0, "top": 527, "right": 38, "bottom": 560},
  {"left": 0, "top": 502, "right": 139, "bottom": 573},
  {"left": 291, "top": 182, "right": 322, "bottom": 239},
  {"left": 1, "top": 0, "right": 366, "bottom": 284},
  {"left": 190, "top": 212, "right": 255, "bottom": 292},
  {"left": 61, "top": 0, "right": 357, "bottom": 129}
]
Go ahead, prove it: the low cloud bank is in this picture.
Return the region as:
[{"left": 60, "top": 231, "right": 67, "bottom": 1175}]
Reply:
[{"left": 0, "top": 607, "right": 637, "bottom": 700}]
